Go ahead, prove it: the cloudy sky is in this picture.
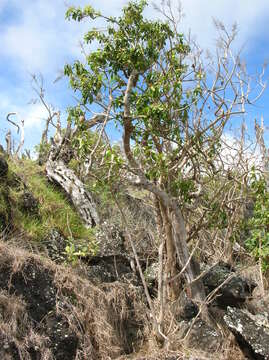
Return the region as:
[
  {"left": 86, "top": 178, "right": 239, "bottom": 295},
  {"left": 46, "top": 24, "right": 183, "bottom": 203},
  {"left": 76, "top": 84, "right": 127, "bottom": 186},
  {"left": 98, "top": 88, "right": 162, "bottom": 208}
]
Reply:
[{"left": 0, "top": 0, "right": 269, "bottom": 152}]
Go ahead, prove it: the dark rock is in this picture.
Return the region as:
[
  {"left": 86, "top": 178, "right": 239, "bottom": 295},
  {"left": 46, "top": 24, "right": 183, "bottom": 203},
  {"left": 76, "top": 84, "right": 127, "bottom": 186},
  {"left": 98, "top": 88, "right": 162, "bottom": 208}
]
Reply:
[
  {"left": 96, "top": 223, "right": 126, "bottom": 256},
  {"left": 0, "top": 259, "right": 79, "bottom": 359},
  {"left": 144, "top": 261, "right": 158, "bottom": 294},
  {"left": 180, "top": 298, "right": 199, "bottom": 321},
  {"left": 224, "top": 306, "right": 269, "bottom": 360},
  {"left": 86, "top": 254, "right": 135, "bottom": 283},
  {"left": 21, "top": 190, "right": 39, "bottom": 215},
  {"left": 0, "top": 240, "right": 151, "bottom": 359},
  {"left": 0, "top": 156, "right": 8, "bottom": 177},
  {"left": 28, "top": 346, "right": 42, "bottom": 360},
  {"left": 87, "top": 223, "right": 138, "bottom": 283},
  {"left": 202, "top": 262, "right": 257, "bottom": 307},
  {"left": 168, "top": 290, "right": 199, "bottom": 322},
  {"left": 0, "top": 331, "right": 20, "bottom": 360},
  {"left": 46, "top": 314, "right": 79, "bottom": 360},
  {"left": 8, "top": 261, "right": 56, "bottom": 323},
  {"left": 43, "top": 229, "right": 67, "bottom": 263},
  {"left": 0, "top": 261, "right": 56, "bottom": 323},
  {"left": 178, "top": 318, "right": 222, "bottom": 353}
]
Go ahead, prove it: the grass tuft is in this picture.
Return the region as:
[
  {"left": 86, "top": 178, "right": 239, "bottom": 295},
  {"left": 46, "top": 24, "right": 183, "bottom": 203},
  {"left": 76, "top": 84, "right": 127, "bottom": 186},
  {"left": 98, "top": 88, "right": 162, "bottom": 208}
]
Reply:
[{"left": 8, "top": 159, "right": 96, "bottom": 250}]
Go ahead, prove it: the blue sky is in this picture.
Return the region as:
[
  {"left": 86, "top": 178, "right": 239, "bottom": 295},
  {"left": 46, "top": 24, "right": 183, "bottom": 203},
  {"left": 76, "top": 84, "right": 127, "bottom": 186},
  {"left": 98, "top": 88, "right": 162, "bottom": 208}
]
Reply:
[{"left": 0, "top": 0, "right": 269, "bottom": 154}]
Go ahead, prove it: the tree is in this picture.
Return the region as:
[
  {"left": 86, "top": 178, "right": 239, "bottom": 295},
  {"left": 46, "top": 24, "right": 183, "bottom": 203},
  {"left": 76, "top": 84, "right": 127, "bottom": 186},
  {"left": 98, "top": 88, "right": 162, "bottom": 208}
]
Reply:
[
  {"left": 28, "top": 74, "right": 100, "bottom": 228},
  {"left": 64, "top": 0, "right": 265, "bottom": 334}
]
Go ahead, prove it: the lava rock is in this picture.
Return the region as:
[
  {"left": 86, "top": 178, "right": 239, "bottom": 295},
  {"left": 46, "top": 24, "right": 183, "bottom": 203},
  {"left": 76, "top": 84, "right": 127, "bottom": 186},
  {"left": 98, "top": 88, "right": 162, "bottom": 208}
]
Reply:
[
  {"left": 224, "top": 306, "right": 269, "bottom": 360},
  {"left": 178, "top": 318, "right": 222, "bottom": 353},
  {"left": 170, "top": 291, "right": 199, "bottom": 321},
  {"left": 144, "top": 262, "right": 158, "bottom": 283},
  {"left": 0, "top": 331, "right": 20, "bottom": 360},
  {"left": 44, "top": 229, "right": 67, "bottom": 263},
  {"left": 181, "top": 298, "right": 199, "bottom": 321},
  {"left": 86, "top": 254, "right": 135, "bottom": 283},
  {"left": 46, "top": 314, "right": 79, "bottom": 360},
  {"left": 89, "top": 223, "right": 138, "bottom": 283},
  {"left": 202, "top": 262, "right": 256, "bottom": 307},
  {"left": 0, "top": 259, "right": 79, "bottom": 359},
  {"left": 9, "top": 261, "right": 56, "bottom": 323},
  {"left": 21, "top": 190, "right": 39, "bottom": 215},
  {"left": 95, "top": 223, "right": 126, "bottom": 256}
]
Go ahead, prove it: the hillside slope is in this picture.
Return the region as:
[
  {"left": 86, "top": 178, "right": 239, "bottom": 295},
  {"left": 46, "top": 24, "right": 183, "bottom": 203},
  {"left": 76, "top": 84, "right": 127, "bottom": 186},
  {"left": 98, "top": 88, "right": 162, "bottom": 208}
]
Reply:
[{"left": 0, "top": 155, "right": 268, "bottom": 359}]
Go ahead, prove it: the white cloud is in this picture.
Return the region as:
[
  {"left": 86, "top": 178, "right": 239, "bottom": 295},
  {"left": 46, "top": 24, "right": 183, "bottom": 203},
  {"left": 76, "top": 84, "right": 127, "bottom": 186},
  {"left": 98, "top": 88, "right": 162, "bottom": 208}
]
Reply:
[
  {"left": 0, "top": 1, "right": 84, "bottom": 73},
  {"left": 149, "top": 0, "right": 269, "bottom": 52},
  {"left": 0, "top": 0, "right": 131, "bottom": 74},
  {"left": 1, "top": 0, "right": 268, "bottom": 73},
  {"left": 22, "top": 104, "right": 50, "bottom": 129},
  {"left": 2, "top": 25, "right": 52, "bottom": 70},
  {"left": 0, "top": 0, "right": 268, "bottom": 150}
]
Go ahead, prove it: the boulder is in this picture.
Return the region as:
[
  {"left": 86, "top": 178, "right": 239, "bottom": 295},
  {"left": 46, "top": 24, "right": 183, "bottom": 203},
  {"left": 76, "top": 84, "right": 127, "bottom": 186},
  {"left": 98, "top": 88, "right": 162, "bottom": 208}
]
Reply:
[
  {"left": 178, "top": 292, "right": 199, "bottom": 321},
  {"left": 0, "top": 241, "right": 148, "bottom": 360},
  {"left": 85, "top": 223, "right": 138, "bottom": 283},
  {"left": 95, "top": 223, "right": 126, "bottom": 256},
  {"left": 86, "top": 254, "right": 136, "bottom": 283},
  {"left": 43, "top": 229, "right": 67, "bottom": 263},
  {"left": 202, "top": 262, "right": 256, "bottom": 307},
  {"left": 20, "top": 190, "right": 39, "bottom": 215},
  {"left": 178, "top": 318, "right": 222, "bottom": 353},
  {"left": 224, "top": 306, "right": 269, "bottom": 360}
]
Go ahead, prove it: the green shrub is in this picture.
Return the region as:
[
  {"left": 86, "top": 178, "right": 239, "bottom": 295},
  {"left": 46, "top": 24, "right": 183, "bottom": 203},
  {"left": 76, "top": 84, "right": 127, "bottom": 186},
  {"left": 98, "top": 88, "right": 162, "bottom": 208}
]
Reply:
[{"left": 245, "top": 172, "right": 269, "bottom": 271}]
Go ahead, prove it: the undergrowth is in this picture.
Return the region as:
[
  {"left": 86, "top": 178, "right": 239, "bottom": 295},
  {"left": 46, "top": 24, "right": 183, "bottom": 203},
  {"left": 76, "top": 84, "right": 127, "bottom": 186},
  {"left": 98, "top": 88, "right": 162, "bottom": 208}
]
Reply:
[{"left": 8, "top": 159, "right": 96, "bottom": 248}]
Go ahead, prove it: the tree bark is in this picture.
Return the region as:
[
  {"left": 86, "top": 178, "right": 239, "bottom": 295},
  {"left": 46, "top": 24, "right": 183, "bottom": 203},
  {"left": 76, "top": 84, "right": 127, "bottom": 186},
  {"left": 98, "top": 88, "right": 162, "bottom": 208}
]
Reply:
[
  {"left": 159, "top": 201, "right": 179, "bottom": 300},
  {"left": 46, "top": 158, "right": 99, "bottom": 228}
]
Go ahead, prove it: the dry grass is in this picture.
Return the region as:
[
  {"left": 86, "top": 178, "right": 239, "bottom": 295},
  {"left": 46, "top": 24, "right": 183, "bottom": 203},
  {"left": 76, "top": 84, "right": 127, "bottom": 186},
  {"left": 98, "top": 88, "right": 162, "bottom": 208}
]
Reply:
[
  {"left": 0, "top": 235, "right": 251, "bottom": 360},
  {"left": 54, "top": 268, "right": 148, "bottom": 359},
  {"left": 0, "top": 290, "right": 53, "bottom": 360},
  {"left": 0, "top": 239, "right": 149, "bottom": 359}
]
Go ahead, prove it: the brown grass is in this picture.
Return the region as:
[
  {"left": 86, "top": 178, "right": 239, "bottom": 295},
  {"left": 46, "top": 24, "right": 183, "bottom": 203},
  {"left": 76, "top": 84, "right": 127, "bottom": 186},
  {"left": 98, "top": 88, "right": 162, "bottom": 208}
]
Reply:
[
  {"left": 0, "top": 239, "right": 149, "bottom": 359},
  {"left": 54, "top": 267, "right": 148, "bottom": 359},
  {"left": 0, "top": 238, "right": 251, "bottom": 360}
]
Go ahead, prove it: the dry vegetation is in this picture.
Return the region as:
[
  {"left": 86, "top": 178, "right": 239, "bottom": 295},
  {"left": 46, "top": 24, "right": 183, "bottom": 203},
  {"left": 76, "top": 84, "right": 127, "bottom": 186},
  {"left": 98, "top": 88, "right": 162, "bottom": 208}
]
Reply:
[{"left": 1, "top": 1, "right": 269, "bottom": 359}]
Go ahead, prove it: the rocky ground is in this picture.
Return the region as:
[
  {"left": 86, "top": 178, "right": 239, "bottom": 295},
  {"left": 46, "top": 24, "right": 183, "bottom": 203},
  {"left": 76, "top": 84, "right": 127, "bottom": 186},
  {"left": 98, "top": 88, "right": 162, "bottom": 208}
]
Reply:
[{"left": 0, "top": 155, "right": 269, "bottom": 360}]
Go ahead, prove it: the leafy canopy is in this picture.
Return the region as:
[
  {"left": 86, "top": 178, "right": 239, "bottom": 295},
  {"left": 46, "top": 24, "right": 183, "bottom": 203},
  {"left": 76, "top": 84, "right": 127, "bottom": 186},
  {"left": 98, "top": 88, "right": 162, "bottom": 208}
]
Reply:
[{"left": 64, "top": 1, "right": 221, "bottom": 206}]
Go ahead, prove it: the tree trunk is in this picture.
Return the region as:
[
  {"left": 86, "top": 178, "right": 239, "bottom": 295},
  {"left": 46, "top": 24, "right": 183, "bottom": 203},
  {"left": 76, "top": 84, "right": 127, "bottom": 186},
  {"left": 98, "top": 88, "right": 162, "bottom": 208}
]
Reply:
[
  {"left": 159, "top": 202, "right": 179, "bottom": 300},
  {"left": 169, "top": 208, "right": 210, "bottom": 321},
  {"left": 46, "top": 158, "right": 99, "bottom": 228}
]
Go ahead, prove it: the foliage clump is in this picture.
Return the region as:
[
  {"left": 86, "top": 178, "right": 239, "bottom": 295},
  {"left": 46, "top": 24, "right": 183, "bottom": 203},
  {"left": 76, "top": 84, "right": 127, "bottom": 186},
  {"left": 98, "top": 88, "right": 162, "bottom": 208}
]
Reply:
[{"left": 246, "top": 173, "right": 269, "bottom": 272}]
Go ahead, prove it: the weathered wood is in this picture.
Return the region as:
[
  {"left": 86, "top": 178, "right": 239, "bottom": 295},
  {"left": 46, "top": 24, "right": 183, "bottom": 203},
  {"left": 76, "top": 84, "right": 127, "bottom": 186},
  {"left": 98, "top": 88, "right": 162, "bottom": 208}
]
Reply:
[
  {"left": 46, "top": 158, "right": 99, "bottom": 228},
  {"left": 6, "top": 112, "right": 24, "bottom": 157}
]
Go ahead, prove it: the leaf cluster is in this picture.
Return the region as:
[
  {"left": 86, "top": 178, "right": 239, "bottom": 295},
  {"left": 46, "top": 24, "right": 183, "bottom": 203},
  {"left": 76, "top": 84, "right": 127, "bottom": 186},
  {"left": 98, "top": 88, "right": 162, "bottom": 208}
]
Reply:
[{"left": 245, "top": 172, "right": 269, "bottom": 271}]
